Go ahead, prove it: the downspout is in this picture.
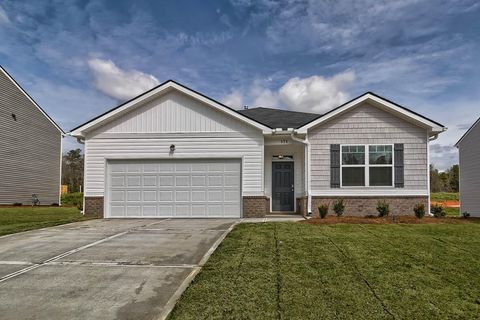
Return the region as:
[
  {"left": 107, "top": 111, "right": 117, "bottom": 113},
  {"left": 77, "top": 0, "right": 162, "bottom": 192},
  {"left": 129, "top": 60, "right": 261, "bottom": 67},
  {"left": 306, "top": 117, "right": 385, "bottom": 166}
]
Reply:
[{"left": 291, "top": 132, "right": 312, "bottom": 216}]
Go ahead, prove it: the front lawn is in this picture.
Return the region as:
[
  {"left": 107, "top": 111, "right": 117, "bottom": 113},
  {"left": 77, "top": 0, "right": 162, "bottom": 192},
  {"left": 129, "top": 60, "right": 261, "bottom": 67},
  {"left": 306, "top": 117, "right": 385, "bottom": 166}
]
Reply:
[
  {"left": 0, "top": 206, "right": 94, "bottom": 236},
  {"left": 170, "top": 222, "right": 480, "bottom": 319}
]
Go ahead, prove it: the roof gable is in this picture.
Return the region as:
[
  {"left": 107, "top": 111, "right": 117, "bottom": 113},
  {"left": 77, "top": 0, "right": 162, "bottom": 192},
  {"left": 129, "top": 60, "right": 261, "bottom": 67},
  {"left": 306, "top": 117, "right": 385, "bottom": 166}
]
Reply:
[
  {"left": 296, "top": 92, "right": 445, "bottom": 135},
  {"left": 0, "top": 66, "right": 64, "bottom": 134},
  {"left": 70, "top": 80, "right": 271, "bottom": 136},
  {"left": 455, "top": 116, "right": 480, "bottom": 147},
  {"left": 89, "top": 90, "right": 260, "bottom": 136}
]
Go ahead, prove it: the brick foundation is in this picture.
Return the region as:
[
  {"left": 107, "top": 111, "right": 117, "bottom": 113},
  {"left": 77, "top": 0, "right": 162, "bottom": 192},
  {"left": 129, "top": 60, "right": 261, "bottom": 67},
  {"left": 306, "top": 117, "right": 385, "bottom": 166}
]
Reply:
[
  {"left": 243, "top": 196, "right": 269, "bottom": 217},
  {"left": 297, "top": 197, "right": 308, "bottom": 216},
  {"left": 310, "top": 196, "right": 428, "bottom": 218},
  {"left": 84, "top": 196, "right": 104, "bottom": 217}
]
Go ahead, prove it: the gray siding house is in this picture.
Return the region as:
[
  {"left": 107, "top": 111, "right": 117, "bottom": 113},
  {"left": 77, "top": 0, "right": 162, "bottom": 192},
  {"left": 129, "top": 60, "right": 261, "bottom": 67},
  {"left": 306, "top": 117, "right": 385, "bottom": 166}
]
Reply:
[
  {"left": 456, "top": 117, "right": 480, "bottom": 217},
  {"left": 69, "top": 80, "right": 445, "bottom": 218},
  {"left": 0, "top": 66, "right": 64, "bottom": 205}
]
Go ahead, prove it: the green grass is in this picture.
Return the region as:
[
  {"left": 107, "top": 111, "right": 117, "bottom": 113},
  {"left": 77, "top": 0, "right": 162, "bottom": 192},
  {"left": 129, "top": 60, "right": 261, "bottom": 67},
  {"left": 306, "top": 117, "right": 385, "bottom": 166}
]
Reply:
[
  {"left": 431, "top": 192, "right": 459, "bottom": 202},
  {"left": 0, "top": 206, "right": 94, "bottom": 236},
  {"left": 169, "top": 222, "right": 480, "bottom": 320},
  {"left": 443, "top": 207, "right": 460, "bottom": 217}
]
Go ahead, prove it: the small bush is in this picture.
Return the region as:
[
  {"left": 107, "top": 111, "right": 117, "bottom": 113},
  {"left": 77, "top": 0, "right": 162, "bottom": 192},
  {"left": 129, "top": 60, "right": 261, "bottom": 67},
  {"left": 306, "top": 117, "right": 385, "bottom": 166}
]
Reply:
[
  {"left": 51, "top": 203, "right": 59, "bottom": 207},
  {"left": 461, "top": 211, "right": 470, "bottom": 219},
  {"left": 12, "top": 202, "right": 22, "bottom": 206},
  {"left": 318, "top": 204, "right": 329, "bottom": 219},
  {"left": 376, "top": 200, "right": 390, "bottom": 217},
  {"left": 332, "top": 199, "right": 345, "bottom": 217},
  {"left": 431, "top": 204, "right": 445, "bottom": 217},
  {"left": 413, "top": 203, "right": 425, "bottom": 219},
  {"left": 61, "top": 192, "right": 83, "bottom": 207}
]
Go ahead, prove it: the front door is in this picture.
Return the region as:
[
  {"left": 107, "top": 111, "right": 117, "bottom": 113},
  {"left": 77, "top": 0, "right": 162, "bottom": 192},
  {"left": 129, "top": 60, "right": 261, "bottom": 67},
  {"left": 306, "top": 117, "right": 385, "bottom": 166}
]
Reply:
[{"left": 272, "top": 162, "right": 294, "bottom": 211}]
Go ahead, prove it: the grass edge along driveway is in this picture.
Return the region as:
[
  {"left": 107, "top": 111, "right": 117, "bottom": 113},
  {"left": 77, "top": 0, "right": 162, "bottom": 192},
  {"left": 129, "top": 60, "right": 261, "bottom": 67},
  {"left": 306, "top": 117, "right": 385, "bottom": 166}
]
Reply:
[
  {"left": 0, "top": 206, "right": 94, "bottom": 236},
  {"left": 169, "top": 222, "right": 480, "bottom": 320}
]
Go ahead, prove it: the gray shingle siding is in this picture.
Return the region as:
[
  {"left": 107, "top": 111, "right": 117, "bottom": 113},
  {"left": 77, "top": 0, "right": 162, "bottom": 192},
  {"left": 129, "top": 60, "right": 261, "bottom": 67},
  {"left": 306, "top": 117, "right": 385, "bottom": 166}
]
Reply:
[
  {"left": 0, "top": 69, "right": 62, "bottom": 205},
  {"left": 308, "top": 102, "right": 428, "bottom": 191},
  {"left": 458, "top": 121, "right": 480, "bottom": 217}
]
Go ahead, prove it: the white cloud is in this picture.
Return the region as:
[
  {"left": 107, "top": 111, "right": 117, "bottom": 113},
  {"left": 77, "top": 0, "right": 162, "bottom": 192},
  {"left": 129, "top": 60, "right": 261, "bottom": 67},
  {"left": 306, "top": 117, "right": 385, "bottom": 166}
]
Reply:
[
  {"left": 279, "top": 71, "right": 355, "bottom": 113},
  {"left": 87, "top": 58, "right": 160, "bottom": 101},
  {"left": 222, "top": 70, "right": 355, "bottom": 113},
  {"left": 222, "top": 90, "right": 244, "bottom": 108},
  {"left": 0, "top": 5, "right": 10, "bottom": 24}
]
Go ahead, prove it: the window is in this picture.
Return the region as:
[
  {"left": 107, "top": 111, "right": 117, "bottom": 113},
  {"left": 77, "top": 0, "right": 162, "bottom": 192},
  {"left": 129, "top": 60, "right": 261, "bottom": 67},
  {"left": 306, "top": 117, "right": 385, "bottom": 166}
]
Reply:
[
  {"left": 369, "top": 145, "right": 393, "bottom": 186},
  {"left": 341, "top": 144, "right": 394, "bottom": 187},
  {"left": 341, "top": 145, "right": 365, "bottom": 186}
]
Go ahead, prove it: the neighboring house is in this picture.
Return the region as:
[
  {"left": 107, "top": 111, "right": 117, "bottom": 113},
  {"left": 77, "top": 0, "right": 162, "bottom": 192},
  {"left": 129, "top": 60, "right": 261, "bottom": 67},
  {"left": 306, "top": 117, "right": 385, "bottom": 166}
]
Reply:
[
  {"left": 69, "top": 80, "right": 445, "bottom": 218},
  {"left": 455, "top": 117, "right": 480, "bottom": 217},
  {"left": 0, "top": 66, "right": 64, "bottom": 205}
]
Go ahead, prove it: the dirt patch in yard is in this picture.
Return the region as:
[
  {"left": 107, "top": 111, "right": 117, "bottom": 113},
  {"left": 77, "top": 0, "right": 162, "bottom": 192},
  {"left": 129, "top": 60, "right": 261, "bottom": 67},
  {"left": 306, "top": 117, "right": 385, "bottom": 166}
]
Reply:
[{"left": 301, "top": 215, "right": 480, "bottom": 225}]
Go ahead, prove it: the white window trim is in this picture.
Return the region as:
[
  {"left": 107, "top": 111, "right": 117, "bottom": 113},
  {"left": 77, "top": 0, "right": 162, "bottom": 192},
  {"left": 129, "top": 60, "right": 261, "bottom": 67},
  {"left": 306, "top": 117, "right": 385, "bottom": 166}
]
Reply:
[{"left": 340, "top": 144, "right": 395, "bottom": 188}]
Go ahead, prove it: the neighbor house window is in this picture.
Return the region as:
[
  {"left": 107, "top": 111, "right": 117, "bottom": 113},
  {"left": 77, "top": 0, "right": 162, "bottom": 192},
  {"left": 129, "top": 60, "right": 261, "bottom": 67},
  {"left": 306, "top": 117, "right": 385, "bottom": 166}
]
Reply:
[{"left": 341, "top": 144, "right": 394, "bottom": 187}]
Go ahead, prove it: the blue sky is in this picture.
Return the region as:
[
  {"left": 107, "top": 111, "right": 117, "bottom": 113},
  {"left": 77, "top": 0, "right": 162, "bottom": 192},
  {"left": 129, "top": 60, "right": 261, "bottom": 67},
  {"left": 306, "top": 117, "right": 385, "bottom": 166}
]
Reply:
[{"left": 1, "top": 0, "right": 479, "bottom": 170}]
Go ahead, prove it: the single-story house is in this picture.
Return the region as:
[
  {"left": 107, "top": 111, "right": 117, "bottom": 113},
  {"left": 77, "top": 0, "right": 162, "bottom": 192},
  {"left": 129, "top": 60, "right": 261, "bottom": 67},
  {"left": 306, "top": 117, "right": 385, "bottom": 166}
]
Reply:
[
  {"left": 69, "top": 80, "right": 445, "bottom": 218},
  {"left": 0, "top": 66, "right": 64, "bottom": 205},
  {"left": 455, "top": 117, "right": 480, "bottom": 217}
]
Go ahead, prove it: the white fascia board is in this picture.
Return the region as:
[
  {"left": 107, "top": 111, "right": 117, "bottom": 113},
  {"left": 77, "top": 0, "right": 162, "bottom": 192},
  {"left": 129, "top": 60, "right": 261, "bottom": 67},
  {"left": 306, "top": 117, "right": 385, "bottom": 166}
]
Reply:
[
  {"left": 0, "top": 66, "right": 65, "bottom": 134},
  {"left": 70, "top": 81, "right": 271, "bottom": 137},
  {"left": 297, "top": 93, "right": 445, "bottom": 134}
]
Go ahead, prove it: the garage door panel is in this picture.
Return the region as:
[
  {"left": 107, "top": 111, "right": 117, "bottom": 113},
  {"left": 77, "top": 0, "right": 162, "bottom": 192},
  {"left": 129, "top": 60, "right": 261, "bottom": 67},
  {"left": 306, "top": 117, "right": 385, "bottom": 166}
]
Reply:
[
  {"left": 107, "top": 159, "right": 241, "bottom": 218},
  {"left": 143, "top": 191, "right": 157, "bottom": 201}
]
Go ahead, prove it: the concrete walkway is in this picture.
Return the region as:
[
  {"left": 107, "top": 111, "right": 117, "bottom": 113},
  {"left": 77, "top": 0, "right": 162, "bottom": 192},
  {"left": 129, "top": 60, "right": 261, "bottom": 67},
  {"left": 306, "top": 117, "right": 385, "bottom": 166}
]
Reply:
[{"left": 0, "top": 218, "right": 236, "bottom": 320}]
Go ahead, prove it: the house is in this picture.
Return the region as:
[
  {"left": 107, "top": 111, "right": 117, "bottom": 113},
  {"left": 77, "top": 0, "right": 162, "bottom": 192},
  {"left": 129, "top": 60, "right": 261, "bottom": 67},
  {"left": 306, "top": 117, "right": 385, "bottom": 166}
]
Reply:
[
  {"left": 0, "top": 66, "right": 64, "bottom": 205},
  {"left": 69, "top": 80, "right": 445, "bottom": 218},
  {"left": 455, "top": 117, "right": 480, "bottom": 217}
]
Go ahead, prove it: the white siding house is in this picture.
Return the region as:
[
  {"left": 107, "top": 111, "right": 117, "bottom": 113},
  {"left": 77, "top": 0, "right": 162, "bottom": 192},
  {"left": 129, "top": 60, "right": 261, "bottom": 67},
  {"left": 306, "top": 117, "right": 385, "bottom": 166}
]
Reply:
[
  {"left": 456, "top": 117, "right": 480, "bottom": 217},
  {"left": 70, "top": 83, "right": 445, "bottom": 218}
]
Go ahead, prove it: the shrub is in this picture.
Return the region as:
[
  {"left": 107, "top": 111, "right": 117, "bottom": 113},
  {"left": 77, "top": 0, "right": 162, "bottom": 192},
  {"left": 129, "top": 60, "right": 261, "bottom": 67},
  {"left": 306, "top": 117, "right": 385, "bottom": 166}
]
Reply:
[
  {"left": 376, "top": 200, "right": 390, "bottom": 217},
  {"left": 461, "top": 211, "right": 470, "bottom": 219},
  {"left": 61, "top": 192, "right": 83, "bottom": 207},
  {"left": 12, "top": 202, "right": 22, "bottom": 206},
  {"left": 413, "top": 203, "right": 425, "bottom": 219},
  {"left": 318, "top": 204, "right": 329, "bottom": 219},
  {"left": 51, "top": 203, "right": 59, "bottom": 207},
  {"left": 332, "top": 199, "right": 345, "bottom": 217},
  {"left": 431, "top": 204, "right": 445, "bottom": 217}
]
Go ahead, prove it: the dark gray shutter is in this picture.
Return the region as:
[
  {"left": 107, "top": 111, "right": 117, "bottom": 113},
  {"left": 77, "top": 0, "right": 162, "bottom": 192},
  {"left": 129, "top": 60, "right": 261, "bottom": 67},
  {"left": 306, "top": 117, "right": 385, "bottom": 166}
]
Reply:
[
  {"left": 330, "top": 144, "right": 340, "bottom": 188},
  {"left": 394, "top": 143, "right": 404, "bottom": 188}
]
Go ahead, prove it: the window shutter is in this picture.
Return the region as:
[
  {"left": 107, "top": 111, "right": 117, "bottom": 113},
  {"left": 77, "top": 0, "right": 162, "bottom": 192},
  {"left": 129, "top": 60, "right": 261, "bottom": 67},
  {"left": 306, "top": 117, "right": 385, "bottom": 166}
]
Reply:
[
  {"left": 394, "top": 143, "right": 404, "bottom": 188},
  {"left": 330, "top": 144, "right": 340, "bottom": 188}
]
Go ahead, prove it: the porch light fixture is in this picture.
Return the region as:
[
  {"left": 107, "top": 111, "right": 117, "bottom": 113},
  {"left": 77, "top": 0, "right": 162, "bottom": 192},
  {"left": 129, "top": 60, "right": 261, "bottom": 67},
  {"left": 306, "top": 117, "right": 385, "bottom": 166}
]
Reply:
[{"left": 169, "top": 144, "right": 176, "bottom": 153}]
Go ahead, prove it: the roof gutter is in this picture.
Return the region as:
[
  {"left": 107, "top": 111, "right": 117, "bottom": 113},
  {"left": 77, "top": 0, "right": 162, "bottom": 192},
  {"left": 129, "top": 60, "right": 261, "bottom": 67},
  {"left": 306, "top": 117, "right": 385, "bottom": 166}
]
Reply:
[{"left": 291, "top": 130, "right": 311, "bottom": 216}]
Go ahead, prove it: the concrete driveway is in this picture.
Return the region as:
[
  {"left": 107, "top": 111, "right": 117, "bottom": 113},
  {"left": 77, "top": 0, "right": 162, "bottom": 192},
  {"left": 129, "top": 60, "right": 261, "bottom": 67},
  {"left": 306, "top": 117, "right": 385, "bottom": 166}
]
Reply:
[{"left": 0, "top": 218, "right": 236, "bottom": 320}]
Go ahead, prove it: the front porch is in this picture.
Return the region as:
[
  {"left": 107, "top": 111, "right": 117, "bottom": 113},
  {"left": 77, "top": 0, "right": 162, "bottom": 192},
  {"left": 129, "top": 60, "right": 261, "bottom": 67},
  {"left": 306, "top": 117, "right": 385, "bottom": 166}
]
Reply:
[{"left": 243, "top": 135, "right": 308, "bottom": 218}]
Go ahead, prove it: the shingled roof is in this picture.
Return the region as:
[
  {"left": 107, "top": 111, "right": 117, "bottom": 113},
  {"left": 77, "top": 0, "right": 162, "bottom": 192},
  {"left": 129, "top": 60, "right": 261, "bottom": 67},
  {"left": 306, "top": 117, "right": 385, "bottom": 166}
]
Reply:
[{"left": 237, "top": 107, "right": 320, "bottom": 129}]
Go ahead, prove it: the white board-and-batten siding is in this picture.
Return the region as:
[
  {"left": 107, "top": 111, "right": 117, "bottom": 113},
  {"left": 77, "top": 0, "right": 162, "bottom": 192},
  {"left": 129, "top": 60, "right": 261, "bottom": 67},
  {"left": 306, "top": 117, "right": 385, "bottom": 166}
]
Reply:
[
  {"left": 458, "top": 122, "right": 480, "bottom": 217},
  {"left": 308, "top": 103, "right": 428, "bottom": 195},
  {"left": 84, "top": 91, "right": 264, "bottom": 197}
]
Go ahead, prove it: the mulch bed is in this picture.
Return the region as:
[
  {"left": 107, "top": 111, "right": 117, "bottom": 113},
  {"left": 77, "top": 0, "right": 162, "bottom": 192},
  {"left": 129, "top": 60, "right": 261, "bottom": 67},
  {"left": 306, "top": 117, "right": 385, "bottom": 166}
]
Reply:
[{"left": 301, "top": 215, "right": 480, "bottom": 225}]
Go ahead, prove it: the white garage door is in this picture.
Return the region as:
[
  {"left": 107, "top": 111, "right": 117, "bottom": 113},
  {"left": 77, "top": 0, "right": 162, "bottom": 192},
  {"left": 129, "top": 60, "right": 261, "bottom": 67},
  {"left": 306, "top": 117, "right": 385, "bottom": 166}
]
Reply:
[{"left": 106, "top": 159, "right": 241, "bottom": 218}]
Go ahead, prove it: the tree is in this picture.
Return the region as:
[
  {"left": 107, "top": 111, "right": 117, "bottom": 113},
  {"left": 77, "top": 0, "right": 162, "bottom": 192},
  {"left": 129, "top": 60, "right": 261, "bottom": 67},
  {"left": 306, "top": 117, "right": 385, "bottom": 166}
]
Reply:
[
  {"left": 62, "top": 149, "right": 84, "bottom": 193},
  {"left": 430, "top": 164, "right": 443, "bottom": 192},
  {"left": 430, "top": 164, "right": 459, "bottom": 193}
]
